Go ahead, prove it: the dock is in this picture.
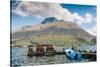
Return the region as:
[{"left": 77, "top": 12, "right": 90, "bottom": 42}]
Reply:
[{"left": 27, "top": 44, "right": 96, "bottom": 61}]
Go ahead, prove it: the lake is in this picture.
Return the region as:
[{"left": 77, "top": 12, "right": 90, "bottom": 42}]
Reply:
[{"left": 11, "top": 46, "right": 96, "bottom": 67}]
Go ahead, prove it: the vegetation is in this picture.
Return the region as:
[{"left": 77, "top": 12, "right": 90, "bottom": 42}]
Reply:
[{"left": 11, "top": 34, "right": 95, "bottom": 47}]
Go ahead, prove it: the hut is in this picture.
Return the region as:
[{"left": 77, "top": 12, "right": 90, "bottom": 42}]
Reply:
[
  {"left": 27, "top": 47, "right": 34, "bottom": 57},
  {"left": 36, "top": 45, "right": 45, "bottom": 56}
]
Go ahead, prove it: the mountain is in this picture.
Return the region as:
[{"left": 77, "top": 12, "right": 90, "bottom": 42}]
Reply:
[
  {"left": 15, "top": 25, "right": 32, "bottom": 32},
  {"left": 11, "top": 17, "right": 95, "bottom": 46},
  {"left": 13, "top": 17, "right": 80, "bottom": 32},
  {"left": 41, "top": 17, "right": 59, "bottom": 24}
]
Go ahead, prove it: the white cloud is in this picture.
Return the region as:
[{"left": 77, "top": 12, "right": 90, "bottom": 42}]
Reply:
[
  {"left": 94, "top": 17, "right": 97, "bottom": 23},
  {"left": 12, "top": 2, "right": 96, "bottom": 24},
  {"left": 72, "top": 13, "right": 84, "bottom": 25},
  {"left": 84, "top": 13, "right": 94, "bottom": 23},
  {"left": 86, "top": 25, "right": 97, "bottom": 36},
  {"left": 12, "top": 2, "right": 72, "bottom": 20},
  {"left": 12, "top": 1, "right": 96, "bottom": 35},
  {"left": 72, "top": 13, "right": 95, "bottom": 25}
]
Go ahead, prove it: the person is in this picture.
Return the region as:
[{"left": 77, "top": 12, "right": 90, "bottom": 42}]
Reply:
[
  {"left": 77, "top": 50, "right": 81, "bottom": 61},
  {"left": 72, "top": 46, "right": 74, "bottom": 50},
  {"left": 65, "top": 49, "right": 75, "bottom": 61},
  {"left": 68, "top": 51, "right": 75, "bottom": 61}
]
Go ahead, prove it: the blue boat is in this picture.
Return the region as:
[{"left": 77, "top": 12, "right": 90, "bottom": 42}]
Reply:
[{"left": 65, "top": 48, "right": 81, "bottom": 61}]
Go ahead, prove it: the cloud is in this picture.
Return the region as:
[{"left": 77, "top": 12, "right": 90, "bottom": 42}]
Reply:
[
  {"left": 72, "top": 13, "right": 84, "bottom": 25},
  {"left": 12, "top": 1, "right": 96, "bottom": 35},
  {"left": 84, "top": 13, "right": 94, "bottom": 23},
  {"left": 12, "top": 2, "right": 95, "bottom": 23},
  {"left": 72, "top": 13, "right": 96, "bottom": 25},
  {"left": 86, "top": 25, "right": 97, "bottom": 36},
  {"left": 12, "top": 2, "right": 72, "bottom": 20}
]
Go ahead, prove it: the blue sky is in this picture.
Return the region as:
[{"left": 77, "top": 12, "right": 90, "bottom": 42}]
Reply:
[
  {"left": 11, "top": 13, "right": 42, "bottom": 30},
  {"left": 11, "top": 1, "right": 96, "bottom": 35},
  {"left": 61, "top": 4, "right": 96, "bottom": 29},
  {"left": 61, "top": 4, "right": 96, "bottom": 17}
]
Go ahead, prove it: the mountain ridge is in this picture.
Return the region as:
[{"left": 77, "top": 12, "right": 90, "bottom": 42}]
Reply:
[
  {"left": 13, "top": 17, "right": 81, "bottom": 33},
  {"left": 12, "top": 17, "right": 95, "bottom": 44}
]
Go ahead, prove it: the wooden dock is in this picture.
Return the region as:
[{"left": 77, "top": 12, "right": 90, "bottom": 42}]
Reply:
[{"left": 27, "top": 44, "right": 96, "bottom": 61}]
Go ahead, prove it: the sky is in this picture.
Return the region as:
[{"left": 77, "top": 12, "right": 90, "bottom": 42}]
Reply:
[{"left": 11, "top": 1, "right": 97, "bottom": 35}]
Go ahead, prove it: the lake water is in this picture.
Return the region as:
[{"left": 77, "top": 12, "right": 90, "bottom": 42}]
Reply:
[{"left": 11, "top": 46, "right": 96, "bottom": 67}]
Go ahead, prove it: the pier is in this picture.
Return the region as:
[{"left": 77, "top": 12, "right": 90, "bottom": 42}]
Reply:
[{"left": 27, "top": 44, "right": 96, "bottom": 61}]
